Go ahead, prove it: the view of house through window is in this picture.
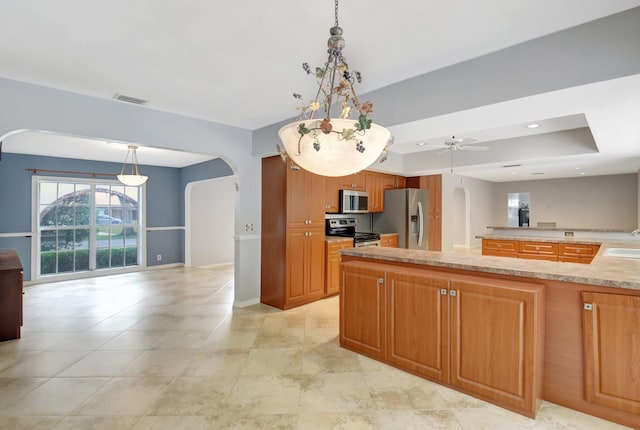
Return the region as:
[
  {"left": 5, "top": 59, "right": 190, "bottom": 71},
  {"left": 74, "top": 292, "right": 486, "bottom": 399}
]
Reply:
[{"left": 36, "top": 178, "right": 143, "bottom": 277}]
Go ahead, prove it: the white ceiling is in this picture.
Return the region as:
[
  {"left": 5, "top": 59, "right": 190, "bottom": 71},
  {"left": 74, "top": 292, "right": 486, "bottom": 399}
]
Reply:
[{"left": 1, "top": 0, "right": 640, "bottom": 180}]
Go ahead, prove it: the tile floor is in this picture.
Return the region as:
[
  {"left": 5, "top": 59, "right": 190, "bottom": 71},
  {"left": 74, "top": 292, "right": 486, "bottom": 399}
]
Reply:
[{"left": 0, "top": 265, "right": 631, "bottom": 429}]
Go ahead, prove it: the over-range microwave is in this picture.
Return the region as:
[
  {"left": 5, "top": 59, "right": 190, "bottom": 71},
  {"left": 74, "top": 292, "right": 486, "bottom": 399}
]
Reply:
[{"left": 340, "top": 190, "right": 369, "bottom": 214}]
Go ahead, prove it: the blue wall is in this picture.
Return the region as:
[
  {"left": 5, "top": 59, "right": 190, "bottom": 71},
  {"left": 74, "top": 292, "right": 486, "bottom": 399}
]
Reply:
[{"left": 0, "top": 153, "right": 232, "bottom": 280}]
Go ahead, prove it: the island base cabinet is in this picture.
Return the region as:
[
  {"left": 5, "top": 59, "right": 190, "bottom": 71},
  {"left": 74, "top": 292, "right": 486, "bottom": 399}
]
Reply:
[
  {"left": 582, "top": 291, "right": 640, "bottom": 415},
  {"left": 386, "top": 270, "right": 450, "bottom": 383},
  {"left": 340, "top": 261, "right": 545, "bottom": 418},
  {"left": 450, "top": 279, "right": 544, "bottom": 417},
  {"left": 340, "top": 263, "right": 386, "bottom": 360}
]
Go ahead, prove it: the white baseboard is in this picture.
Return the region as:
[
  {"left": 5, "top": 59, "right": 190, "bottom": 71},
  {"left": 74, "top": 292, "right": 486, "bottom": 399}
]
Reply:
[{"left": 233, "top": 297, "right": 260, "bottom": 308}]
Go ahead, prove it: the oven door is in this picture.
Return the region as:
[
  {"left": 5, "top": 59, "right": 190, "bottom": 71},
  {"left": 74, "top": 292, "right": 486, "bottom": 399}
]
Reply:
[{"left": 355, "top": 240, "right": 381, "bottom": 248}]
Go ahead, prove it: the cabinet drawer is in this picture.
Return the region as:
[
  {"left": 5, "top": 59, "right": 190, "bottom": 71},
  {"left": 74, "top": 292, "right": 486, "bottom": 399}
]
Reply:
[
  {"left": 327, "top": 239, "right": 354, "bottom": 254},
  {"left": 558, "top": 256, "right": 593, "bottom": 264},
  {"left": 518, "top": 253, "right": 558, "bottom": 262},
  {"left": 483, "top": 239, "right": 518, "bottom": 253},
  {"left": 518, "top": 241, "right": 558, "bottom": 256},
  {"left": 380, "top": 235, "right": 398, "bottom": 248},
  {"left": 558, "top": 244, "right": 599, "bottom": 258}
]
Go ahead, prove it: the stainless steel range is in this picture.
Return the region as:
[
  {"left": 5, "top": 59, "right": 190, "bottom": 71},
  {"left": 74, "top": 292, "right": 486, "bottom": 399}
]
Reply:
[{"left": 325, "top": 218, "right": 381, "bottom": 247}]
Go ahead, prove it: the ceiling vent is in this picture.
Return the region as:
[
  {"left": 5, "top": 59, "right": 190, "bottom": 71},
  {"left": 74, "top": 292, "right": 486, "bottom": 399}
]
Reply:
[
  {"left": 113, "top": 93, "right": 148, "bottom": 105},
  {"left": 502, "top": 164, "right": 522, "bottom": 168}
]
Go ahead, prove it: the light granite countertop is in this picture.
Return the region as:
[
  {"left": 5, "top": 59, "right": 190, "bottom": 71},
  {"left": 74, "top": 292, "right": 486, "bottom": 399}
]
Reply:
[
  {"left": 487, "top": 226, "right": 632, "bottom": 233},
  {"left": 340, "top": 241, "right": 640, "bottom": 290},
  {"left": 325, "top": 236, "right": 354, "bottom": 244}
]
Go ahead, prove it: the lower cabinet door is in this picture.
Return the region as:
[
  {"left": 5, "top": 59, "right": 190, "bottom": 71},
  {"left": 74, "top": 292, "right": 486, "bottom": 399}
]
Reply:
[
  {"left": 449, "top": 279, "right": 542, "bottom": 416},
  {"left": 386, "top": 270, "right": 450, "bottom": 382},
  {"left": 582, "top": 291, "right": 640, "bottom": 415},
  {"left": 340, "top": 262, "right": 386, "bottom": 360}
]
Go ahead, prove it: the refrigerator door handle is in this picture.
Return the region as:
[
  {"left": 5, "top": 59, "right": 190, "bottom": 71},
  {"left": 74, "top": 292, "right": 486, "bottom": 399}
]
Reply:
[{"left": 417, "top": 201, "right": 424, "bottom": 247}]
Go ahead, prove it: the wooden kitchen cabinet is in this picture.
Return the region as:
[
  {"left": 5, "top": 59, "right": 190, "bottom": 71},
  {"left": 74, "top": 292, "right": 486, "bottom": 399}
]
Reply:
[
  {"left": 341, "top": 260, "right": 545, "bottom": 417},
  {"left": 558, "top": 243, "right": 600, "bottom": 263},
  {"left": 380, "top": 234, "right": 398, "bottom": 248},
  {"left": 325, "top": 238, "right": 353, "bottom": 296},
  {"left": 582, "top": 291, "right": 640, "bottom": 415},
  {"left": 482, "top": 239, "right": 518, "bottom": 257},
  {"left": 518, "top": 241, "right": 558, "bottom": 261},
  {"left": 386, "top": 270, "right": 450, "bottom": 382},
  {"left": 365, "top": 171, "right": 385, "bottom": 212},
  {"left": 394, "top": 175, "right": 406, "bottom": 189},
  {"left": 340, "top": 262, "right": 387, "bottom": 360},
  {"left": 0, "top": 249, "right": 23, "bottom": 341},
  {"left": 334, "top": 172, "right": 366, "bottom": 191},
  {"left": 261, "top": 156, "right": 326, "bottom": 309},
  {"left": 449, "top": 278, "right": 545, "bottom": 417}
]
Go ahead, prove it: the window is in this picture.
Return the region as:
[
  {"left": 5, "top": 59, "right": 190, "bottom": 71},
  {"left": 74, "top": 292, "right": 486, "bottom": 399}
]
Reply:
[{"left": 36, "top": 178, "right": 144, "bottom": 277}]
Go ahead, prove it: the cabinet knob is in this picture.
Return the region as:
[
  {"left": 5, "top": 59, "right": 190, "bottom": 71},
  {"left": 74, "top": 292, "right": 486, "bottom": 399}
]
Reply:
[
  {"left": 584, "top": 303, "right": 593, "bottom": 311},
  {"left": 449, "top": 290, "right": 457, "bottom": 297},
  {"left": 378, "top": 278, "right": 384, "bottom": 284},
  {"left": 441, "top": 289, "right": 448, "bottom": 295}
]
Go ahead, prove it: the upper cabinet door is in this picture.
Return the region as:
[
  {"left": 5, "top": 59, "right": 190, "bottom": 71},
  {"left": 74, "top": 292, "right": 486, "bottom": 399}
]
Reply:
[{"left": 582, "top": 291, "right": 640, "bottom": 415}]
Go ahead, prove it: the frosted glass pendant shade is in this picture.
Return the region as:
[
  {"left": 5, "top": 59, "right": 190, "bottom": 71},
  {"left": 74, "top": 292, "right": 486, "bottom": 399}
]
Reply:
[{"left": 278, "top": 119, "right": 391, "bottom": 177}]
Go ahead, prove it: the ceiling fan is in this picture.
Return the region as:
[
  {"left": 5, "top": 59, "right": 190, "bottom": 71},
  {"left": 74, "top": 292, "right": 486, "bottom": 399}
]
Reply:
[
  {"left": 420, "top": 136, "right": 490, "bottom": 173},
  {"left": 420, "top": 136, "right": 489, "bottom": 155}
]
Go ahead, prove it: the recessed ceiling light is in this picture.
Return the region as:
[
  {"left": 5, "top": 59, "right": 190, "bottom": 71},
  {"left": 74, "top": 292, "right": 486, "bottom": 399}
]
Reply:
[
  {"left": 416, "top": 142, "right": 426, "bottom": 146},
  {"left": 575, "top": 167, "right": 581, "bottom": 170},
  {"left": 527, "top": 123, "right": 540, "bottom": 129},
  {"left": 511, "top": 172, "right": 517, "bottom": 175},
  {"left": 580, "top": 172, "right": 585, "bottom": 175}
]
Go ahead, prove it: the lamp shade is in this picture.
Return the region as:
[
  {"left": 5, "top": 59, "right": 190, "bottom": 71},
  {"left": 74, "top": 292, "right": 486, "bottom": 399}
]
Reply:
[
  {"left": 279, "top": 119, "right": 391, "bottom": 177},
  {"left": 117, "top": 174, "right": 148, "bottom": 186}
]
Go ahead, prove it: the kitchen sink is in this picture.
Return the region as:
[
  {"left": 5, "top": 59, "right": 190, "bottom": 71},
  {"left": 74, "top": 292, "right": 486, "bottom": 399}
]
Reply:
[{"left": 603, "top": 248, "right": 640, "bottom": 259}]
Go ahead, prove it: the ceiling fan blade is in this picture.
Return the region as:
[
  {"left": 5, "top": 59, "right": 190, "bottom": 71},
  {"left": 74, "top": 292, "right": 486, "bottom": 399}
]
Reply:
[
  {"left": 460, "top": 145, "right": 490, "bottom": 151},
  {"left": 437, "top": 148, "right": 451, "bottom": 155}
]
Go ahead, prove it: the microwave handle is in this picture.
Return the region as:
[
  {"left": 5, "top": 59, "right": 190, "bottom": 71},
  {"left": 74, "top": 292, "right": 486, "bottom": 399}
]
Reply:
[{"left": 417, "top": 201, "right": 424, "bottom": 247}]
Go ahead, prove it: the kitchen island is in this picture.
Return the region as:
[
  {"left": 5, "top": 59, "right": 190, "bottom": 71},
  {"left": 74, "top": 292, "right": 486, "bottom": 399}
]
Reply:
[{"left": 339, "top": 243, "right": 640, "bottom": 427}]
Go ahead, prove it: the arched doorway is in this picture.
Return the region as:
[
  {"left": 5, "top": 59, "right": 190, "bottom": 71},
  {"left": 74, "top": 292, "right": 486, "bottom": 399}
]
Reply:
[
  {"left": 453, "top": 187, "right": 471, "bottom": 249},
  {"left": 185, "top": 176, "right": 236, "bottom": 267}
]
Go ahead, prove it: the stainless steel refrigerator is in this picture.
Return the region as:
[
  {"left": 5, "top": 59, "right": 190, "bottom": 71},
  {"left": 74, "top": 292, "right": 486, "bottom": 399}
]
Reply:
[{"left": 372, "top": 189, "right": 429, "bottom": 249}]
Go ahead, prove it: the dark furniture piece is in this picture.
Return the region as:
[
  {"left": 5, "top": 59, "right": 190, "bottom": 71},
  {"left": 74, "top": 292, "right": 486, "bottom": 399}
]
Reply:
[{"left": 0, "top": 249, "right": 23, "bottom": 341}]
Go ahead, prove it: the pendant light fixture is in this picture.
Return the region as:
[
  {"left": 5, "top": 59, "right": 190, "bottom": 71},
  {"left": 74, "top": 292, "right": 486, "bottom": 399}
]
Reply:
[
  {"left": 277, "top": 0, "right": 392, "bottom": 177},
  {"left": 117, "top": 145, "right": 148, "bottom": 186}
]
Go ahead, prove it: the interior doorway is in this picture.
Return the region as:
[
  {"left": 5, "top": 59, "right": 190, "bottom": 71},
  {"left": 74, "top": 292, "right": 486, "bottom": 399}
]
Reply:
[
  {"left": 453, "top": 187, "right": 470, "bottom": 249},
  {"left": 185, "top": 176, "right": 236, "bottom": 267}
]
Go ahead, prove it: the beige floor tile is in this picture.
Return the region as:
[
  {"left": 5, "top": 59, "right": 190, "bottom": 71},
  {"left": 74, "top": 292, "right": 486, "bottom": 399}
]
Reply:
[
  {"left": 54, "top": 416, "right": 140, "bottom": 430},
  {"left": 0, "top": 415, "right": 62, "bottom": 429},
  {"left": 296, "top": 412, "right": 377, "bottom": 429},
  {"left": 147, "top": 376, "right": 235, "bottom": 415},
  {"left": 452, "top": 403, "right": 540, "bottom": 429},
  {"left": 152, "top": 330, "right": 211, "bottom": 350},
  {"left": 215, "top": 314, "right": 266, "bottom": 330},
  {"left": 1, "top": 377, "right": 108, "bottom": 416},
  {"left": 202, "top": 329, "right": 257, "bottom": 350},
  {"left": 301, "top": 343, "right": 362, "bottom": 374},
  {"left": 241, "top": 347, "right": 302, "bottom": 375},
  {"left": 58, "top": 350, "right": 143, "bottom": 377},
  {"left": 71, "top": 376, "right": 171, "bottom": 416},
  {"left": 263, "top": 314, "right": 307, "bottom": 330},
  {"left": 132, "top": 416, "right": 214, "bottom": 430},
  {"left": 376, "top": 410, "right": 463, "bottom": 429},
  {"left": 0, "top": 350, "right": 89, "bottom": 377},
  {"left": 129, "top": 315, "right": 186, "bottom": 331},
  {"left": 227, "top": 375, "right": 301, "bottom": 415},
  {"left": 23, "top": 317, "right": 104, "bottom": 332},
  {"left": 177, "top": 315, "right": 226, "bottom": 330},
  {"left": 120, "top": 350, "right": 196, "bottom": 376},
  {"left": 298, "top": 372, "right": 375, "bottom": 413},
  {"left": 0, "top": 378, "right": 48, "bottom": 409},
  {"left": 0, "top": 332, "right": 74, "bottom": 351},
  {"left": 215, "top": 413, "right": 297, "bottom": 429},
  {"left": 46, "top": 331, "right": 121, "bottom": 351},
  {"left": 87, "top": 316, "right": 143, "bottom": 331},
  {"left": 365, "top": 370, "right": 450, "bottom": 410},
  {"left": 181, "top": 350, "right": 248, "bottom": 377},
  {"left": 254, "top": 327, "right": 304, "bottom": 347},
  {"left": 536, "top": 402, "right": 633, "bottom": 429},
  {"left": 0, "top": 350, "right": 41, "bottom": 373},
  {"left": 99, "top": 331, "right": 165, "bottom": 350}
]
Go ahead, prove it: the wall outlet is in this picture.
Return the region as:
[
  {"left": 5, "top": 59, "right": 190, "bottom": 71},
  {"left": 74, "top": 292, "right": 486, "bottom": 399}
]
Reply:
[
  {"left": 156, "top": 254, "right": 162, "bottom": 261},
  {"left": 564, "top": 231, "right": 574, "bottom": 237}
]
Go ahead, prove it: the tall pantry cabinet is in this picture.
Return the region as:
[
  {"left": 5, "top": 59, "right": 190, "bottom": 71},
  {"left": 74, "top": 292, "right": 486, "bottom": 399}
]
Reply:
[{"left": 261, "top": 156, "right": 326, "bottom": 309}]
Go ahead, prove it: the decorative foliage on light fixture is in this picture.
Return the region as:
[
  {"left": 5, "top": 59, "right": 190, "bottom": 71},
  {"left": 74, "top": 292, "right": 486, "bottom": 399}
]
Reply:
[
  {"left": 117, "top": 145, "right": 148, "bottom": 186},
  {"left": 277, "top": 0, "right": 391, "bottom": 177}
]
